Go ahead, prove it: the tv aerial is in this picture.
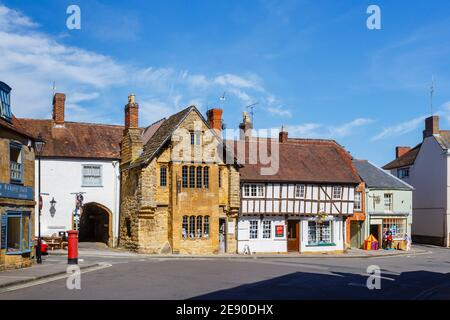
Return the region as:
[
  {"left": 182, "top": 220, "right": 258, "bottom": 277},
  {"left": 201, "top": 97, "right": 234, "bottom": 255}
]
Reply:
[{"left": 245, "top": 102, "right": 259, "bottom": 123}]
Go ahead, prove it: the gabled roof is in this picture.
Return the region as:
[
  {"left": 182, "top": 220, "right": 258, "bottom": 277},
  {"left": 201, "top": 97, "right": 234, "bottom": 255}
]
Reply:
[
  {"left": 132, "top": 106, "right": 197, "bottom": 167},
  {"left": 19, "top": 119, "right": 123, "bottom": 159},
  {"left": 354, "top": 160, "right": 413, "bottom": 190},
  {"left": 229, "top": 138, "right": 361, "bottom": 184},
  {"left": 383, "top": 144, "right": 421, "bottom": 170}
]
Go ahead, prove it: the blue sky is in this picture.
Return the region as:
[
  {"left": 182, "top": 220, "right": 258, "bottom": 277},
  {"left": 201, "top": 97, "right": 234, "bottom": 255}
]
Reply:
[{"left": 1, "top": 0, "right": 450, "bottom": 166}]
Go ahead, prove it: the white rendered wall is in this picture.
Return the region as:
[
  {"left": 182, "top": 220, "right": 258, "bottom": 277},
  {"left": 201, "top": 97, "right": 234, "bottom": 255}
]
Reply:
[
  {"left": 237, "top": 216, "right": 287, "bottom": 253},
  {"left": 408, "top": 137, "right": 447, "bottom": 240},
  {"left": 34, "top": 158, "right": 120, "bottom": 246}
]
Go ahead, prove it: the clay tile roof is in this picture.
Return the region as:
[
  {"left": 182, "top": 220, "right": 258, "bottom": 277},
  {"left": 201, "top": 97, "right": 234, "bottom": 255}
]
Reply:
[
  {"left": 228, "top": 138, "right": 361, "bottom": 184},
  {"left": 132, "top": 106, "right": 195, "bottom": 166},
  {"left": 382, "top": 144, "right": 421, "bottom": 170},
  {"left": 0, "top": 115, "right": 36, "bottom": 140},
  {"left": 18, "top": 119, "right": 124, "bottom": 159}
]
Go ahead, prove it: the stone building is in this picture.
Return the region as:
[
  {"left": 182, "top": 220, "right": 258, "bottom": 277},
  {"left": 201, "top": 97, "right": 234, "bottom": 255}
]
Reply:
[
  {"left": 119, "top": 95, "right": 240, "bottom": 254},
  {"left": 0, "top": 81, "right": 36, "bottom": 270}
]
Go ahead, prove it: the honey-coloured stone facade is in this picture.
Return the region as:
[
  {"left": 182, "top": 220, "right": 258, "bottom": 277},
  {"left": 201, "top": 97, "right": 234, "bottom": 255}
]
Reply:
[
  {"left": 119, "top": 106, "right": 240, "bottom": 254},
  {"left": 0, "top": 125, "right": 36, "bottom": 271}
]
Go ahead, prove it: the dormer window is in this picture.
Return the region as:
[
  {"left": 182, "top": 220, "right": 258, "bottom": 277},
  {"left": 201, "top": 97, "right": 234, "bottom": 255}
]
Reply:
[{"left": 0, "top": 81, "right": 12, "bottom": 122}]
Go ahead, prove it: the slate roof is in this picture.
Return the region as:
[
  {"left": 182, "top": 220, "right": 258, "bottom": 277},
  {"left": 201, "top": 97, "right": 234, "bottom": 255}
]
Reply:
[
  {"left": 18, "top": 119, "right": 124, "bottom": 159},
  {"left": 229, "top": 138, "right": 361, "bottom": 184},
  {"left": 354, "top": 160, "right": 413, "bottom": 190}
]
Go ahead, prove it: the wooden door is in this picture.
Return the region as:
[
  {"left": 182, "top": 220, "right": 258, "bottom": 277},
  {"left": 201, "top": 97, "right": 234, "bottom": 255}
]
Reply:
[{"left": 287, "top": 220, "right": 300, "bottom": 252}]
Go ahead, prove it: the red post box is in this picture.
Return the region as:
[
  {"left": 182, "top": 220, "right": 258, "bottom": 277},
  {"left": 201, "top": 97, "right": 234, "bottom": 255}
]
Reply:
[{"left": 67, "top": 230, "right": 79, "bottom": 265}]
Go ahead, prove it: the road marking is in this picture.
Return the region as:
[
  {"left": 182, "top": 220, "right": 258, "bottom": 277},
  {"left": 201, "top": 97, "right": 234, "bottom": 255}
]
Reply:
[{"left": 0, "top": 263, "right": 112, "bottom": 294}]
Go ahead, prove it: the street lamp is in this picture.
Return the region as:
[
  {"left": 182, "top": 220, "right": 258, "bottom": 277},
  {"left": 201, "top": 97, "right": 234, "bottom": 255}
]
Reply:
[{"left": 35, "top": 134, "right": 45, "bottom": 264}]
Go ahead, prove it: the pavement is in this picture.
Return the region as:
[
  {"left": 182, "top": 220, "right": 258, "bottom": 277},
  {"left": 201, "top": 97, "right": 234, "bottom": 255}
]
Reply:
[{"left": 0, "top": 257, "right": 101, "bottom": 290}]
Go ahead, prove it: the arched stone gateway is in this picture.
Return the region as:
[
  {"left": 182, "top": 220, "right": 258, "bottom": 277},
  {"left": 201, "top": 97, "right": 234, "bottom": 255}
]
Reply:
[{"left": 79, "top": 202, "right": 113, "bottom": 247}]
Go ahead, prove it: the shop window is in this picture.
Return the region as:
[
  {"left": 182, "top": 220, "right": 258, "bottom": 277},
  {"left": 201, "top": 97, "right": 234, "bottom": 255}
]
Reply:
[
  {"left": 82, "top": 164, "right": 102, "bottom": 187},
  {"left": 263, "top": 220, "right": 271, "bottom": 239},
  {"left": 5, "top": 212, "right": 31, "bottom": 254},
  {"left": 203, "top": 167, "right": 209, "bottom": 189},
  {"left": 354, "top": 191, "right": 362, "bottom": 211},
  {"left": 308, "top": 221, "right": 332, "bottom": 245},
  {"left": 196, "top": 167, "right": 202, "bottom": 188},
  {"left": 332, "top": 186, "right": 342, "bottom": 199},
  {"left": 295, "top": 184, "right": 305, "bottom": 198},
  {"left": 160, "top": 166, "right": 167, "bottom": 187},
  {"left": 383, "top": 218, "right": 406, "bottom": 240},
  {"left": 384, "top": 193, "right": 393, "bottom": 212},
  {"left": 189, "top": 166, "right": 195, "bottom": 188},
  {"left": 249, "top": 220, "right": 258, "bottom": 239},
  {"left": 9, "top": 143, "right": 23, "bottom": 184},
  {"left": 182, "top": 166, "right": 188, "bottom": 188}
]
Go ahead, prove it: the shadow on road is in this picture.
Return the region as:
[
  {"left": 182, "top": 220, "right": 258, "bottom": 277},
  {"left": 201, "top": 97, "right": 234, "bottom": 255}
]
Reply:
[{"left": 191, "top": 270, "right": 450, "bottom": 300}]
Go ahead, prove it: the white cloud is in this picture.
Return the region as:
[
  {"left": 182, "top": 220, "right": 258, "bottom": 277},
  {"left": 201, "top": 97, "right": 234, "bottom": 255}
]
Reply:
[
  {"left": 267, "top": 106, "right": 292, "bottom": 117},
  {"left": 0, "top": 4, "right": 280, "bottom": 125},
  {"left": 329, "top": 118, "right": 374, "bottom": 137},
  {"left": 371, "top": 115, "right": 426, "bottom": 141}
]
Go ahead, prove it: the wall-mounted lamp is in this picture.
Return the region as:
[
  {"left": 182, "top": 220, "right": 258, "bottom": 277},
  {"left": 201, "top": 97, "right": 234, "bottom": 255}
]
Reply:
[{"left": 49, "top": 197, "right": 57, "bottom": 218}]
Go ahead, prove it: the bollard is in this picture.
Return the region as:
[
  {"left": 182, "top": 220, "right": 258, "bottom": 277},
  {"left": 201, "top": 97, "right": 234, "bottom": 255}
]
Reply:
[{"left": 67, "top": 230, "right": 79, "bottom": 265}]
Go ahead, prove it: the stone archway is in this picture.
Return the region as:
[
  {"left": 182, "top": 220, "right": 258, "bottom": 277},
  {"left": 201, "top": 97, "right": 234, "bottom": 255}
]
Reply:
[{"left": 79, "top": 202, "right": 113, "bottom": 247}]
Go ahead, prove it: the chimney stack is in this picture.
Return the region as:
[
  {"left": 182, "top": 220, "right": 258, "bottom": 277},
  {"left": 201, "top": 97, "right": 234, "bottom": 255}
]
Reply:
[
  {"left": 396, "top": 146, "right": 411, "bottom": 159},
  {"left": 52, "top": 93, "right": 66, "bottom": 125},
  {"left": 239, "top": 112, "right": 253, "bottom": 140},
  {"left": 423, "top": 115, "right": 439, "bottom": 139},
  {"left": 125, "top": 93, "right": 139, "bottom": 130},
  {"left": 206, "top": 108, "right": 223, "bottom": 133},
  {"left": 279, "top": 126, "right": 288, "bottom": 143}
]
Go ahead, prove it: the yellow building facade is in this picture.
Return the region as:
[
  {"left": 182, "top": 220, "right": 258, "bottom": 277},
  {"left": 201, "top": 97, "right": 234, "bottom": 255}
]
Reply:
[{"left": 119, "top": 96, "right": 240, "bottom": 254}]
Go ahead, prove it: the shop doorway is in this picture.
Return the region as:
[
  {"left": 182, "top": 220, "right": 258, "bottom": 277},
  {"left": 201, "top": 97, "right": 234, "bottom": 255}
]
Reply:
[
  {"left": 287, "top": 220, "right": 300, "bottom": 251},
  {"left": 219, "top": 218, "right": 226, "bottom": 253},
  {"left": 79, "top": 202, "right": 112, "bottom": 246},
  {"left": 350, "top": 221, "right": 363, "bottom": 248},
  {"left": 370, "top": 224, "right": 381, "bottom": 243}
]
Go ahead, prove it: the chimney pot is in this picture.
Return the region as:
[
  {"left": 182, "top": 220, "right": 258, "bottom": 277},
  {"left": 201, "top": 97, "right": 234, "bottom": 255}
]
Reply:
[{"left": 52, "top": 93, "right": 66, "bottom": 125}]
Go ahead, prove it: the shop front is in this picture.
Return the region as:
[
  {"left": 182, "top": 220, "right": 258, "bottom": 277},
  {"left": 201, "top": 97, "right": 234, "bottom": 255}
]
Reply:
[{"left": 367, "top": 215, "right": 410, "bottom": 250}]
